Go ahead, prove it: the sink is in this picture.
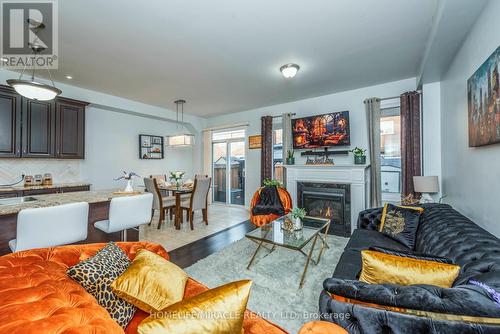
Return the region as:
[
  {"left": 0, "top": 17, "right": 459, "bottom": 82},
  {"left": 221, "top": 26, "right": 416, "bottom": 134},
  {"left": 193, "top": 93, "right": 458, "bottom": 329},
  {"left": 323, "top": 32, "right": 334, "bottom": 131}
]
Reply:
[{"left": 0, "top": 196, "right": 38, "bottom": 206}]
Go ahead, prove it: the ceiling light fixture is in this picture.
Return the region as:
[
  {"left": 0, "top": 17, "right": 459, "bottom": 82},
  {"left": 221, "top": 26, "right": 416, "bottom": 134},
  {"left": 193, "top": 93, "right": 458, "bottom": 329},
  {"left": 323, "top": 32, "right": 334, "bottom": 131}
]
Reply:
[
  {"left": 0, "top": 57, "right": 8, "bottom": 63},
  {"left": 280, "top": 63, "right": 300, "bottom": 79},
  {"left": 65, "top": 75, "right": 73, "bottom": 80},
  {"left": 6, "top": 19, "right": 61, "bottom": 101},
  {"left": 166, "top": 99, "right": 195, "bottom": 147}
]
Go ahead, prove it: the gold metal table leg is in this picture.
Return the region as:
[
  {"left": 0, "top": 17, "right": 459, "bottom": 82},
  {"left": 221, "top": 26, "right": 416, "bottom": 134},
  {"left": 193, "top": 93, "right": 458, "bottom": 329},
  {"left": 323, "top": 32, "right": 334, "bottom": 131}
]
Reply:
[
  {"left": 299, "top": 234, "right": 319, "bottom": 288},
  {"left": 247, "top": 240, "right": 265, "bottom": 269}
]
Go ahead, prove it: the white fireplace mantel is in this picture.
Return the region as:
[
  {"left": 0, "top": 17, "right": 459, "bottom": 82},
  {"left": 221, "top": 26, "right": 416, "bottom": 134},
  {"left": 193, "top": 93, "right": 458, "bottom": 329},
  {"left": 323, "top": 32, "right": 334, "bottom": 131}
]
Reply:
[{"left": 284, "top": 164, "right": 370, "bottom": 234}]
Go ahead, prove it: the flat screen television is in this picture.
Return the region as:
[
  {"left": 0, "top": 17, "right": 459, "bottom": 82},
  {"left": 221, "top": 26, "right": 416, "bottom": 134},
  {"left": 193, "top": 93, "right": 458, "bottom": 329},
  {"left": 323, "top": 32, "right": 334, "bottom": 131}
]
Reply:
[{"left": 292, "top": 111, "right": 350, "bottom": 149}]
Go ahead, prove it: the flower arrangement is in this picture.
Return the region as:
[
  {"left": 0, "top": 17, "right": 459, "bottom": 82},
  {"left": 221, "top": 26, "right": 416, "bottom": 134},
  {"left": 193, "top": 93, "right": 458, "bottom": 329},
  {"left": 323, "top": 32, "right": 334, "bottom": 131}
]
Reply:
[
  {"left": 349, "top": 147, "right": 367, "bottom": 164},
  {"left": 291, "top": 207, "right": 307, "bottom": 220},
  {"left": 114, "top": 171, "right": 141, "bottom": 192},
  {"left": 169, "top": 171, "right": 185, "bottom": 188}
]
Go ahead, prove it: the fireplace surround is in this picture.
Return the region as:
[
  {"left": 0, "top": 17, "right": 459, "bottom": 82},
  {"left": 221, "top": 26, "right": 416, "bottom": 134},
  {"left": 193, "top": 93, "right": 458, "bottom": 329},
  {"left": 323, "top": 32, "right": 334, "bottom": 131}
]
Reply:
[
  {"left": 284, "top": 164, "right": 370, "bottom": 235},
  {"left": 297, "top": 182, "right": 351, "bottom": 236}
]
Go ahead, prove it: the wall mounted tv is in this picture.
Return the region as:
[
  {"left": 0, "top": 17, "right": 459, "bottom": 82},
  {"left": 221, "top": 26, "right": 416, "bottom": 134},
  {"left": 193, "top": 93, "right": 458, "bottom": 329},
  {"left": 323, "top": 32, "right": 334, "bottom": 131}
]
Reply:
[{"left": 292, "top": 111, "right": 350, "bottom": 149}]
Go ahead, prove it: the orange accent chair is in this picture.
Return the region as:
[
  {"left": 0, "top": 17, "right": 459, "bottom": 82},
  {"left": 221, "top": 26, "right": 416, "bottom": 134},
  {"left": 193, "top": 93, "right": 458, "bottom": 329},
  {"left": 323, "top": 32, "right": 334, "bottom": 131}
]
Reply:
[
  {"left": 250, "top": 187, "right": 293, "bottom": 227},
  {"left": 0, "top": 242, "right": 288, "bottom": 334}
]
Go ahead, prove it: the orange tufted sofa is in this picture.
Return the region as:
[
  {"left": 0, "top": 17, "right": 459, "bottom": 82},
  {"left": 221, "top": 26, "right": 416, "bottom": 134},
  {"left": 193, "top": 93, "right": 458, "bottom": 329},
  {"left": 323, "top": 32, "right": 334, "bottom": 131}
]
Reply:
[
  {"left": 250, "top": 187, "right": 293, "bottom": 227},
  {"left": 0, "top": 242, "right": 288, "bottom": 334}
]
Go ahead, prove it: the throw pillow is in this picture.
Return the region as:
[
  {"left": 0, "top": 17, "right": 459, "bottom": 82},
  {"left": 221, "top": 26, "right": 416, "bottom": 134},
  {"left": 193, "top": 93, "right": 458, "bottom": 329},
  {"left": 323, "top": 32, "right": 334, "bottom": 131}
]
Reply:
[
  {"left": 111, "top": 249, "right": 188, "bottom": 313},
  {"left": 359, "top": 249, "right": 461, "bottom": 288},
  {"left": 369, "top": 246, "right": 454, "bottom": 264},
  {"left": 379, "top": 203, "right": 424, "bottom": 249},
  {"left": 67, "top": 242, "right": 136, "bottom": 328},
  {"left": 469, "top": 279, "right": 500, "bottom": 307},
  {"left": 138, "top": 280, "right": 252, "bottom": 334}
]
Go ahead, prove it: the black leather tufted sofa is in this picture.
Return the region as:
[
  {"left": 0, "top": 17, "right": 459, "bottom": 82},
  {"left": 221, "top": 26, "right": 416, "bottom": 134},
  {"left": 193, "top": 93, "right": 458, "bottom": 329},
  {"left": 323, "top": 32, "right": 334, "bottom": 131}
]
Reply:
[{"left": 319, "top": 204, "right": 500, "bottom": 333}]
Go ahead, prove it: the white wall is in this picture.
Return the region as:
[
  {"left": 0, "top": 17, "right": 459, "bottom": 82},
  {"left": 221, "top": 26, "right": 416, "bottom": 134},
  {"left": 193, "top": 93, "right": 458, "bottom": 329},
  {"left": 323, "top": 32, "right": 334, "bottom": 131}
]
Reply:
[
  {"left": 206, "top": 78, "right": 418, "bottom": 207},
  {"left": 422, "top": 82, "right": 442, "bottom": 200},
  {"left": 440, "top": 0, "right": 500, "bottom": 237},
  {"left": 80, "top": 107, "right": 197, "bottom": 190},
  {"left": 0, "top": 70, "right": 205, "bottom": 189}
]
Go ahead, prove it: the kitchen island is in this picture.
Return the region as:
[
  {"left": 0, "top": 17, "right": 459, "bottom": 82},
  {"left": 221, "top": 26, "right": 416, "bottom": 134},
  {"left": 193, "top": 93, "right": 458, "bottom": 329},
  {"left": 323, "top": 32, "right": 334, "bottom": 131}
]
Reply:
[{"left": 0, "top": 190, "right": 145, "bottom": 255}]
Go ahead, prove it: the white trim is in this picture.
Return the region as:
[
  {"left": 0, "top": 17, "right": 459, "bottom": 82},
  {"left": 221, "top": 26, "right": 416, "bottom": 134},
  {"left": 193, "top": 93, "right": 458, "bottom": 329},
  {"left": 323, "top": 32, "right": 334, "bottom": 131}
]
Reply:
[
  {"left": 203, "top": 123, "right": 249, "bottom": 132},
  {"left": 380, "top": 98, "right": 400, "bottom": 109}
]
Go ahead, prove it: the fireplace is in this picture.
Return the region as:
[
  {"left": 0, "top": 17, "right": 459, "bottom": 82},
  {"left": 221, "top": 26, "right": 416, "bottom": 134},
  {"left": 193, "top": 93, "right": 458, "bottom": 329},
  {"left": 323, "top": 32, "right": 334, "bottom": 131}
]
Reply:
[{"left": 297, "top": 182, "right": 351, "bottom": 236}]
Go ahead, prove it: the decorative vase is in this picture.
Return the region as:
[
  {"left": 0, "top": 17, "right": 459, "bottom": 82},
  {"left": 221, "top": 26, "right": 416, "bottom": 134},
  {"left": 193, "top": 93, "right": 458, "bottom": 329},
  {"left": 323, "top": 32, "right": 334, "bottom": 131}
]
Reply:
[
  {"left": 286, "top": 157, "right": 295, "bottom": 165},
  {"left": 175, "top": 179, "right": 182, "bottom": 189},
  {"left": 292, "top": 217, "right": 303, "bottom": 231},
  {"left": 354, "top": 155, "right": 366, "bottom": 165},
  {"left": 124, "top": 179, "right": 134, "bottom": 192}
]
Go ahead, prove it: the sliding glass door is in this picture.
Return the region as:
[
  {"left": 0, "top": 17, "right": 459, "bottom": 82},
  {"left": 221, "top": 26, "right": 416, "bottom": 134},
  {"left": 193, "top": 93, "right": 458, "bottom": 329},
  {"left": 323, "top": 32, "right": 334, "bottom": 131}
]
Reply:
[{"left": 212, "top": 129, "right": 246, "bottom": 205}]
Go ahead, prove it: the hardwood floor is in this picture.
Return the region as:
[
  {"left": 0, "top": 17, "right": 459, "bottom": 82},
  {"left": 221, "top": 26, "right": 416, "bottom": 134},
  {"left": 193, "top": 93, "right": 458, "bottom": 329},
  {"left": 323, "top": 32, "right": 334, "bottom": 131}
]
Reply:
[{"left": 168, "top": 220, "right": 255, "bottom": 268}]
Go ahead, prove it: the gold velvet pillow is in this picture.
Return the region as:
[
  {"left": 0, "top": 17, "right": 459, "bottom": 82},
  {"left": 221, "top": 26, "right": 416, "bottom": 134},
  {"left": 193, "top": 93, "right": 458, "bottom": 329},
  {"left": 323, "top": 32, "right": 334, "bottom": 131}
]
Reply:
[
  {"left": 359, "top": 250, "right": 460, "bottom": 288},
  {"left": 111, "top": 249, "right": 188, "bottom": 313},
  {"left": 138, "top": 280, "right": 252, "bottom": 334}
]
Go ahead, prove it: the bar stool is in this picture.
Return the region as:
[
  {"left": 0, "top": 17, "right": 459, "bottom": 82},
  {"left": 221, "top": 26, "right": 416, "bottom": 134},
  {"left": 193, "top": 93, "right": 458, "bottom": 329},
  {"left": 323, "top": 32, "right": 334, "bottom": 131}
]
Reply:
[
  {"left": 94, "top": 193, "right": 153, "bottom": 241},
  {"left": 9, "top": 202, "right": 89, "bottom": 252}
]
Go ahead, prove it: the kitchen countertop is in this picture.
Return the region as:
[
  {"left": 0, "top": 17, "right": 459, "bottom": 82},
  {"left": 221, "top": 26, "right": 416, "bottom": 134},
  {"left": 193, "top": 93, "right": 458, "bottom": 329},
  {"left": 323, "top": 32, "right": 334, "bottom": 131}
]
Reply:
[
  {"left": 0, "top": 182, "right": 91, "bottom": 193},
  {"left": 0, "top": 189, "right": 145, "bottom": 216}
]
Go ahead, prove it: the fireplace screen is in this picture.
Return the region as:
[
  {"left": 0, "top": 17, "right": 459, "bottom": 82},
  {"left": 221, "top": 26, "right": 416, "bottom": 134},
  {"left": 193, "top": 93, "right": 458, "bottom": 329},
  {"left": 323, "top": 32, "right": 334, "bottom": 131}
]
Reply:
[{"left": 297, "top": 182, "right": 351, "bottom": 236}]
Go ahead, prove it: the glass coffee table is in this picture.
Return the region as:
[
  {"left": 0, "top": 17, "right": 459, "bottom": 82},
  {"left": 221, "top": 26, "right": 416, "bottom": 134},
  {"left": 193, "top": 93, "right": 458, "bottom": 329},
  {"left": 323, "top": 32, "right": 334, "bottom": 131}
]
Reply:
[{"left": 245, "top": 216, "right": 330, "bottom": 288}]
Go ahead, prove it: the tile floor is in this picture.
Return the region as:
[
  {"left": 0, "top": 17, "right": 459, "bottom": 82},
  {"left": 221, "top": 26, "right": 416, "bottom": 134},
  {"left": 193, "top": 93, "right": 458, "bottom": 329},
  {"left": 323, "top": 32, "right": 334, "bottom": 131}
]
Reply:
[{"left": 139, "top": 203, "right": 250, "bottom": 251}]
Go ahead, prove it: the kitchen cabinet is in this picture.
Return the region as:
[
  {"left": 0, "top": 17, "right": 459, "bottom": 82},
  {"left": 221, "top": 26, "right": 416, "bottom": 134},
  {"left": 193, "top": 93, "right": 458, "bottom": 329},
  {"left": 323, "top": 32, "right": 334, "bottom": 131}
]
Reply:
[
  {"left": 0, "top": 85, "right": 88, "bottom": 159},
  {"left": 55, "top": 98, "right": 86, "bottom": 159},
  {"left": 21, "top": 99, "right": 56, "bottom": 158},
  {"left": 0, "top": 86, "right": 22, "bottom": 157}
]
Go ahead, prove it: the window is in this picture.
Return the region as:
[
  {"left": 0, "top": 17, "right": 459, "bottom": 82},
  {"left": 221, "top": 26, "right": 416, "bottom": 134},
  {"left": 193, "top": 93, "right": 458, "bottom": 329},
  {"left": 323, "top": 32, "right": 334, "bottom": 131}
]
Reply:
[
  {"left": 380, "top": 107, "right": 401, "bottom": 203},
  {"left": 273, "top": 128, "right": 284, "bottom": 183},
  {"left": 212, "top": 129, "right": 245, "bottom": 141}
]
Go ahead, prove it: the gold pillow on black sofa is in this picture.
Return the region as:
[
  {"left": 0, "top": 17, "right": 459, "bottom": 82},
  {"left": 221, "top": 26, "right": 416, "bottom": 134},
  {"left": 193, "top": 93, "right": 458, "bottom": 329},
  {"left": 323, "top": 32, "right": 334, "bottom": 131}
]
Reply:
[
  {"left": 359, "top": 249, "right": 461, "bottom": 288},
  {"left": 379, "top": 204, "right": 424, "bottom": 249}
]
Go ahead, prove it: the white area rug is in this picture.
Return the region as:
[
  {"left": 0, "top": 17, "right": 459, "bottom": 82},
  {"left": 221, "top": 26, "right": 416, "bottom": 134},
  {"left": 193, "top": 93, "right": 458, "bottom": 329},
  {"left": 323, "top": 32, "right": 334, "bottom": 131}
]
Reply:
[{"left": 185, "top": 234, "right": 349, "bottom": 333}]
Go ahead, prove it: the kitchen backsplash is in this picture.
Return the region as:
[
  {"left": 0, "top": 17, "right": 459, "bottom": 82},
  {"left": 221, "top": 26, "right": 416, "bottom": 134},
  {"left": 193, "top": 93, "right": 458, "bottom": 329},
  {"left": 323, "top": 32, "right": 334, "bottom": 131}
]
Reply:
[{"left": 0, "top": 159, "right": 81, "bottom": 185}]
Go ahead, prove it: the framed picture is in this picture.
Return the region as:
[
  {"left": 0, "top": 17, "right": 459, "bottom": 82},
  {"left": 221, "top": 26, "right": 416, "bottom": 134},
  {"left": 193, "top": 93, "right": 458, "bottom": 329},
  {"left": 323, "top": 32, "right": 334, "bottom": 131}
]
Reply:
[
  {"left": 139, "top": 134, "right": 164, "bottom": 159},
  {"left": 248, "top": 135, "right": 262, "bottom": 149},
  {"left": 467, "top": 45, "right": 500, "bottom": 147}
]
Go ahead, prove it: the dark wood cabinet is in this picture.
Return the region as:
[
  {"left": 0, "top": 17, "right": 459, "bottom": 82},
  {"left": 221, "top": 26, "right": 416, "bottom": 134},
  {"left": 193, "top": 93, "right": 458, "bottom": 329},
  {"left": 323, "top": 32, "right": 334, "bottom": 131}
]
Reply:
[
  {"left": 0, "top": 85, "right": 87, "bottom": 159},
  {"left": 55, "top": 98, "right": 87, "bottom": 159},
  {"left": 21, "top": 99, "right": 56, "bottom": 158},
  {"left": 0, "top": 87, "right": 22, "bottom": 157}
]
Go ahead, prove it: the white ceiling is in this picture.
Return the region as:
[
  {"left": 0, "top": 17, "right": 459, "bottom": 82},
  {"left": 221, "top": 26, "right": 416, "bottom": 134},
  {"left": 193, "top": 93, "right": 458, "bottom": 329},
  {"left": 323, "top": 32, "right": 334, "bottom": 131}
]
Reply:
[{"left": 41, "top": 0, "right": 477, "bottom": 116}]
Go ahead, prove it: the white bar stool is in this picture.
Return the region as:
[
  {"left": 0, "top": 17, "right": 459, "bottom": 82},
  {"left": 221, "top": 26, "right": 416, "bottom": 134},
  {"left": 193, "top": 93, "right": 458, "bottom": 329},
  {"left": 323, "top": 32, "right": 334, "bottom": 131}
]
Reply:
[
  {"left": 94, "top": 193, "right": 153, "bottom": 241},
  {"left": 9, "top": 202, "right": 89, "bottom": 252}
]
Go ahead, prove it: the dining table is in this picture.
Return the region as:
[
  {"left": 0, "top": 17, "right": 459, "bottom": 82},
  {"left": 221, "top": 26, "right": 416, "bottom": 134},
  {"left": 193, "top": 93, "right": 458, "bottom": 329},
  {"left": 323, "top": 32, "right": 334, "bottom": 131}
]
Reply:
[{"left": 158, "top": 184, "right": 193, "bottom": 230}]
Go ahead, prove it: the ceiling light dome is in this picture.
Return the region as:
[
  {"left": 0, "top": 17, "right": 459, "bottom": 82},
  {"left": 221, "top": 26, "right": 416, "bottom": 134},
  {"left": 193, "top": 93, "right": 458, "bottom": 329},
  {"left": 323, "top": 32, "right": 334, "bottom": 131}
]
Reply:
[
  {"left": 7, "top": 79, "right": 62, "bottom": 101},
  {"left": 280, "top": 63, "right": 300, "bottom": 79}
]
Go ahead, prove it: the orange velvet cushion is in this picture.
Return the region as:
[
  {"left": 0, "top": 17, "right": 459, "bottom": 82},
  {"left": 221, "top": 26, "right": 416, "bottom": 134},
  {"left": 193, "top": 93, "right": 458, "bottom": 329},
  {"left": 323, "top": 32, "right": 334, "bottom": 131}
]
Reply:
[{"left": 298, "top": 321, "right": 348, "bottom": 334}]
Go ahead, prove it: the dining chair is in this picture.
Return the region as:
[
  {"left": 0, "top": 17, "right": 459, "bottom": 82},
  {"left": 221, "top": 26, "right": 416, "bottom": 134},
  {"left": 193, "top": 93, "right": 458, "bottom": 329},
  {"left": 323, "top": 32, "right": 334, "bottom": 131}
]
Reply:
[
  {"left": 94, "top": 193, "right": 153, "bottom": 241},
  {"left": 9, "top": 202, "right": 89, "bottom": 252},
  {"left": 144, "top": 177, "right": 176, "bottom": 229},
  {"left": 180, "top": 176, "right": 211, "bottom": 230}
]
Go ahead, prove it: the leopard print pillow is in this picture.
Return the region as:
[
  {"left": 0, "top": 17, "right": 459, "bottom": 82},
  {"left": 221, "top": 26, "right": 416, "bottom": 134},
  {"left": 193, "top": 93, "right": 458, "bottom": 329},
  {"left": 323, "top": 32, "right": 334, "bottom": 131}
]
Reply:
[{"left": 67, "top": 242, "right": 136, "bottom": 328}]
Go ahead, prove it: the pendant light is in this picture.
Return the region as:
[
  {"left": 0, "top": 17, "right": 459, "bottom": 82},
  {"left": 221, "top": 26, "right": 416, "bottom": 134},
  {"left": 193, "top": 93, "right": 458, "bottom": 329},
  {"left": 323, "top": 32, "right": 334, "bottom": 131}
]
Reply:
[
  {"left": 166, "top": 99, "right": 195, "bottom": 147},
  {"left": 6, "top": 19, "right": 61, "bottom": 101}
]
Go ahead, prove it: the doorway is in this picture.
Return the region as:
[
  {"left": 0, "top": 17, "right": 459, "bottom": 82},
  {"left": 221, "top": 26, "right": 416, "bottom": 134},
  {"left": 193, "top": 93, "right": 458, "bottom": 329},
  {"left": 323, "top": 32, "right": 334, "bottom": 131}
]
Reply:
[{"left": 212, "top": 129, "right": 246, "bottom": 205}]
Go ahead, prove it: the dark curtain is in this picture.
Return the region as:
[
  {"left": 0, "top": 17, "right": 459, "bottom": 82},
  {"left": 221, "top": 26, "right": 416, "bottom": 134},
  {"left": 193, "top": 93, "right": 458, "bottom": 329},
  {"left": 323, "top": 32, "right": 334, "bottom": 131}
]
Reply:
[
  {"left": 261, "top": 116, "right": 273, "bottom": 185},
  {"left": 400, "top": 91, "right": 422, "bottom": 197}
]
